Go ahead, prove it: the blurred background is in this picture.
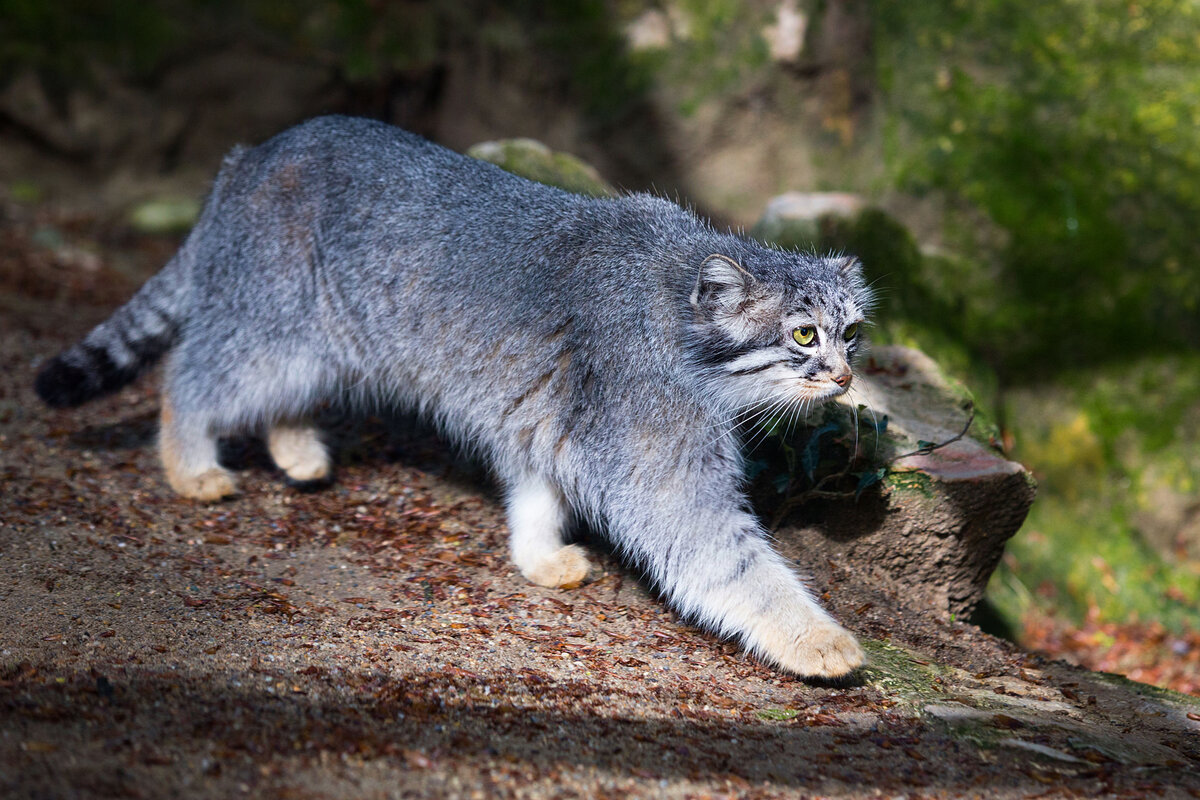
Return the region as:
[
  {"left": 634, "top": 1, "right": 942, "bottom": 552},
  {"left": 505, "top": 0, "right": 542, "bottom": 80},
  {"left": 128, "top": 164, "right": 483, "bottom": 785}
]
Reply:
[{"left": 3, "top": 0, "right": 1198, "bottom": 692}]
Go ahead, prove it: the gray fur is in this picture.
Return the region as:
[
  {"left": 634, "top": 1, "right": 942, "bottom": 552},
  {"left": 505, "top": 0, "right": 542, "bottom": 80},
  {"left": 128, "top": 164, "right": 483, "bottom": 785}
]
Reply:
[{"left": 38, "top": 116, "right": 874, "bottom": 677}]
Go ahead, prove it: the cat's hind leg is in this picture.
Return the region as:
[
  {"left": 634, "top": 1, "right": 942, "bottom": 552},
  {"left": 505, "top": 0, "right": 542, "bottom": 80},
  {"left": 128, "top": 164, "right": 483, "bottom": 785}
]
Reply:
[
  {"left": 506, "top": 473, "right": 591, "bottom": 589},
  {"left": 268, "top": 423, "right": 331, "bottom": 486},
  {"left": 158, "top": 394, "right": 237, "bottom": 501}
]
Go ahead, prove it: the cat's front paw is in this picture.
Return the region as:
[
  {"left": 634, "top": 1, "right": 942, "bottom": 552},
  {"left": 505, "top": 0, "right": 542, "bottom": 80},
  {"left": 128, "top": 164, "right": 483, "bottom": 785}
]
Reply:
[
  {"left": 758, "top": 621, "right": 866, "bottom": 679},
  {"left": 519, "top": 544, "right": 592, "bottom": 589}
]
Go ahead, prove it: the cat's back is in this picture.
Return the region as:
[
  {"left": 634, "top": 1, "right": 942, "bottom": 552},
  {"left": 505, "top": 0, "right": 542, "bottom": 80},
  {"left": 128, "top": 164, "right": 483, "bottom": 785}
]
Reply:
[
  {"left": 200, "top": 117, "right": 713, "bottom": 388},
  {"left": 219, "top": 115, "right": 576, "bottom": 225},
  {"left": 230, "top": 116, "right": 700, "bottom": 310}
]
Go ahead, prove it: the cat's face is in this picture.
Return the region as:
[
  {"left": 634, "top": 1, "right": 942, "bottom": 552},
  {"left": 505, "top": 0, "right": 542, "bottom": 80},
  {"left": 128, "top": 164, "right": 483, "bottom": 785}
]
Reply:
[{"left": 690, "top": 252, "right": 872, "bottom": 414}]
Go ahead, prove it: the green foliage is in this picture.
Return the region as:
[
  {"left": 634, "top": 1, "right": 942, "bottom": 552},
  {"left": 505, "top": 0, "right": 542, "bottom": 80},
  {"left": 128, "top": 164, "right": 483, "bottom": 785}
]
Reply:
[
  {"left": 532, "top": 0, "right": 655, "bottom": 122},
  {"left": 278, "top": 0, "right": 449, "bottom": 79},
  {"left": 666, "top": 0, "right": 772, "bottom": 114},
  {"left": 748, "top": 405, "right": 882, "bottom": 502},
  {"left": 872, "top": 0, "right": 1200, "bottom": 377},
  {"left": 0, "top": 1, "right": 652, "bottom": 126},
  {"left": 990, "top": 355, "right": 1200, "bottom": 634},
  {"left": 869, "top": 3, "right": 1200, "bottom": 643},
  {"left": 0, "top": 0, "right": 180, "bottom": 82}
]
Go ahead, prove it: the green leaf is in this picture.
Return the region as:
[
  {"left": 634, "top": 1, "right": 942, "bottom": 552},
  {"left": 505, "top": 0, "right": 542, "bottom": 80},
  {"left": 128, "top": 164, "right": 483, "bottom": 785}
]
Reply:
[
  {"left": 800, "top": 423, "right": 839, "bottom": 480},
  {"left": 855, "top": 467, "right": 886, "bottom": 501}
]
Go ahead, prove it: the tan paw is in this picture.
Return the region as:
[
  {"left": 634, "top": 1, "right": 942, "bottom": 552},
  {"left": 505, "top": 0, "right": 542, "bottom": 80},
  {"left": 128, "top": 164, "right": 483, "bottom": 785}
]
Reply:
[
  {"left": 759, "top": 621, "right": 866, "bottom": 679},
  {"left": 268, "top": 426, "right": 330, "bottom": 483},
  {"left": 167, "top": 467, "right": 238, "bottom": 501},
  {"left": 520, "top": 544, "right": 592, "bottom": 589}
]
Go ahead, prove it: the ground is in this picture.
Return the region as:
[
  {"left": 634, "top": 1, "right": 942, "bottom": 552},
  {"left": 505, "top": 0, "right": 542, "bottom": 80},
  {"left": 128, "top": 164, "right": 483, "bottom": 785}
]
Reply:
[{"left": 3, "top": 217, "right": 1200, "bottom": 799}]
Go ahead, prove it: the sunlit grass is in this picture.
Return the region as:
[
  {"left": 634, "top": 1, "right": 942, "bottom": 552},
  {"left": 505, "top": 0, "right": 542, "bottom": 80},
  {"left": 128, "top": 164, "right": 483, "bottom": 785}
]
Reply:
[
  {"left": 990, "top": 491, "right": 1200, "bottom": 636},
  {"left": 988, "top": 355, "right": 1200, "bottom": 639}
]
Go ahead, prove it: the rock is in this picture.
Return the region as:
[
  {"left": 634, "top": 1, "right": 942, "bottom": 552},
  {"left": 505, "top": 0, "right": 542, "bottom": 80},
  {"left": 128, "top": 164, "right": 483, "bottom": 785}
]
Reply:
[
  {"left": 762, "top": 0, "right": 809, "bottom": 63},
  {"left": 467, "top": 139, "right": 615, "bottom": 198},
  {"left": 752, "top": 194, "right": 967, "bottom": 327},
  {"left": 766, "top": 345, "right": 1036, "bottom": 617},
  {"left": 624, "top": 9, "right": 673, "bottom": 52},
  {"left": 749, "top": 191, "right": 866, "bottom": 248}
]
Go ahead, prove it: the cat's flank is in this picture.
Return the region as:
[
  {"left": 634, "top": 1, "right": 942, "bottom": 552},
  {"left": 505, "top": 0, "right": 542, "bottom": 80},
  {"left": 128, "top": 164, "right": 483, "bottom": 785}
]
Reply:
[{"left": 36, "top": 116, "right": 872, "bottom": 678}]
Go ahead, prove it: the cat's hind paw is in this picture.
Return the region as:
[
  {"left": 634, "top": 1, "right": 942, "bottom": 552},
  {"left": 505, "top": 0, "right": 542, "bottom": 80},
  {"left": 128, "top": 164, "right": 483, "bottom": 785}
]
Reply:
[
  {"left": 268, "top": 425, "right": 331, "bottom": 484},
  {"left": 519, "top": 544, "right": 592, "bottom": 590},
  {"left": 167, "top": 466, "right": 239, "bottom": 502},
  {"left": 758, "top": 621, "right": 866, "bottom": 679}
]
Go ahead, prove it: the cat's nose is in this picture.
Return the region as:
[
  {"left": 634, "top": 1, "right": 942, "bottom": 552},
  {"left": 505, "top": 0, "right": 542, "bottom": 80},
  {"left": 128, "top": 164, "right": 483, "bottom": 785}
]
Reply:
[{"left": 832, "top": 372, "right": 852, "bottom": 389}]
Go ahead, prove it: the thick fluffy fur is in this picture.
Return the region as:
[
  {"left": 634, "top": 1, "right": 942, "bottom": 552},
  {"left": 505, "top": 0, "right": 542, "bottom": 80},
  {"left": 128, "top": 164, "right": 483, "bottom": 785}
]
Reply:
[{"left": 36, "top": 116, "right": 873, "bottom": 677}]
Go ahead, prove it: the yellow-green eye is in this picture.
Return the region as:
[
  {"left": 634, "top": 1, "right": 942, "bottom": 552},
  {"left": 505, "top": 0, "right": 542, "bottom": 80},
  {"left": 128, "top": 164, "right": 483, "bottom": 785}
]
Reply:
[
  {"left": 843, "top": 322, "right": 859, "bottom": 341},
  {"left": 793, "top": 326, "right": 816, "bottom": 346}
]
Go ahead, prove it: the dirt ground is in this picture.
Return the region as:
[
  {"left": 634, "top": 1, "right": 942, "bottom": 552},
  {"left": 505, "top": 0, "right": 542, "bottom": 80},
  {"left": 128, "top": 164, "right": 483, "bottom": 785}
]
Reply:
[{"left": 3, "top": 222, "right": 1200, "bottom": 799}]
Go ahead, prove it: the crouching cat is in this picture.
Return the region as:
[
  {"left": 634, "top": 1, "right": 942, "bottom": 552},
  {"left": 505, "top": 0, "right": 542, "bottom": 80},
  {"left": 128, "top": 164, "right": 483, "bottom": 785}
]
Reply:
[{"left": 36, "top": 116, "right": 872, "bottom": 678}]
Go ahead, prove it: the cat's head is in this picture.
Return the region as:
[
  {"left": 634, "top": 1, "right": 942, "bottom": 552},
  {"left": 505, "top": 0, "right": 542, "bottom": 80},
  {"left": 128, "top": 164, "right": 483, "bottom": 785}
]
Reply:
[{"left": 688, "top": 250, "right": 873, "bottom": 413}]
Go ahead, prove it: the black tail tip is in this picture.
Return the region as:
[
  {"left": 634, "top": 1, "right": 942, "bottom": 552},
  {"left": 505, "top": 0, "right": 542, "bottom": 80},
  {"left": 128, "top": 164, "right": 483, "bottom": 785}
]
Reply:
[{"left": 35, "top": 358, "right": 94, "bottom": 408}]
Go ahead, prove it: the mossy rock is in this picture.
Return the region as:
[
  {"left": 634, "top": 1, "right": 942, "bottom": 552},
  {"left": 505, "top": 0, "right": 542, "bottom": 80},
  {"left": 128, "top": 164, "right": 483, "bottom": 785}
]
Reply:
[
  {"left": 127, "top": 197, "right": 202, "bottom": 234},
  {"left": 860, "top": 639, "right": 950, "bottom": 707},
  {"left": 749, "top": 192, "right": 866, "bottom": 251},
  {"left": 467, "top": 139, "right": 615, "bottom": 198}
]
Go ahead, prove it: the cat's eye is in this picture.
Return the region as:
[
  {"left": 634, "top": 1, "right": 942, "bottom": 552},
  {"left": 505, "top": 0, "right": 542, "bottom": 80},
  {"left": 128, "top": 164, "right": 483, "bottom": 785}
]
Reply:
[
  {"left": 793, "top": 326, "right": 816, "bottom": 346},
  {"left": 843, "top": 322, "right": 859, "bottom": 341}
]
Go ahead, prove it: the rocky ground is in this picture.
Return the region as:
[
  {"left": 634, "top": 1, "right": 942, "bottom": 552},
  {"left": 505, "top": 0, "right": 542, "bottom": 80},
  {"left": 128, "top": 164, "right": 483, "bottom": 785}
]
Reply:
[{"left": 3, "top": 216, "right": 1200, "bottom": 799}]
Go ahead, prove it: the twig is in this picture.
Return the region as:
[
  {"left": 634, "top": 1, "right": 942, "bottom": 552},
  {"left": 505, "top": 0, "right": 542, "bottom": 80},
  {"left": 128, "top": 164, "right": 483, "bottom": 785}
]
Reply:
[{"left": 890, "top": 406, "right": 976, "bottom": 461}]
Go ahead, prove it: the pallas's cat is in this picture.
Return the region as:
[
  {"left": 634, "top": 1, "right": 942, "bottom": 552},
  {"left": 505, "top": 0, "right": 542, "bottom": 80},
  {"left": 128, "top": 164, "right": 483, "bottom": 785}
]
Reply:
[{"left": 37, "top": 116, "right": 872, "bottom": 677}]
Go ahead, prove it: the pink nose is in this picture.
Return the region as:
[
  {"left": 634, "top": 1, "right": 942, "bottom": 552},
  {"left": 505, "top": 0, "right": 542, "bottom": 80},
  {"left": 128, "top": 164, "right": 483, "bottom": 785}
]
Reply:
[{"left": 833, "top": 372, "right": 852, "bottom": 389}]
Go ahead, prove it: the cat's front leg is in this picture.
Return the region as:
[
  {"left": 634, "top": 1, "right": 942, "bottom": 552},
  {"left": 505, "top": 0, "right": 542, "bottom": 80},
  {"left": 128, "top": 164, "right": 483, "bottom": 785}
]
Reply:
[
  {"left": 505, "top": 472, "right": 591, "bottom": 589},
  {"left": 614, "top": 502, "right": 864, "bottom": 678}
]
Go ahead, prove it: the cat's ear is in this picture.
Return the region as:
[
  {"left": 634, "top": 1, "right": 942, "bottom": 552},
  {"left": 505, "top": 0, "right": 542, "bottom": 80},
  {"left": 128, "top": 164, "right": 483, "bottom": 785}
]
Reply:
[
  {"left": 831, "top": 255, "right": 864, "bottom": 280},
  {"left": 691, "top": 254, "right": 756, "bottom": 317}
]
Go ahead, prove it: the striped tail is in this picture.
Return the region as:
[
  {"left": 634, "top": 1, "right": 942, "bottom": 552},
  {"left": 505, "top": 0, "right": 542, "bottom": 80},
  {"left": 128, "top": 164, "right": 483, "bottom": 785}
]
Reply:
[
  {"left": 35, "top": 253, "right": 188, "bottom": 408},
  {"left": 35, "top": 144, "right": 251, "bottom": 409}
]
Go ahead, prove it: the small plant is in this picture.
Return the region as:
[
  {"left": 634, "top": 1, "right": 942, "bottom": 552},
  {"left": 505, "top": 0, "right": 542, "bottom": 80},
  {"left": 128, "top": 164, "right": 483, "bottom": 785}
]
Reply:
[{"left": 746, "top": 402, "right": 975, "bottom": 529}]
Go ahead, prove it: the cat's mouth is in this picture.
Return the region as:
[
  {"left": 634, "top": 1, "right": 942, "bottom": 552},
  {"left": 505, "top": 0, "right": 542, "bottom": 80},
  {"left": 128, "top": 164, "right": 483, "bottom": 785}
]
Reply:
[{"left": 803, "top": 381, "right": 851, "bottom": 403}]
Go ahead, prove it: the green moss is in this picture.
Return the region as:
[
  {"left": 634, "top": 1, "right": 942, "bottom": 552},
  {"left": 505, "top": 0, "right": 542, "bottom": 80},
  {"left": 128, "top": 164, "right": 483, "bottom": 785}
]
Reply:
[
  {"left": 8, "top": 180, "right": 44, "bottom": 204},
  {"left": 755, "top": 708, "right": 802, "bottom": 721},
  {"left": 860, "top": 639, "right": 949, "bottom": 706},
  {"left": 884, "top": 470, "right": 935, "bottom": 499}
]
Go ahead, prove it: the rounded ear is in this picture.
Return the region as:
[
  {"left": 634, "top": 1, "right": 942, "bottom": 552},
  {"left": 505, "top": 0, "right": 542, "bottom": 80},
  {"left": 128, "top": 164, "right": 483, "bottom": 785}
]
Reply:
[{"left": 690, "top": 254, "right": 756, "bottom": 315}]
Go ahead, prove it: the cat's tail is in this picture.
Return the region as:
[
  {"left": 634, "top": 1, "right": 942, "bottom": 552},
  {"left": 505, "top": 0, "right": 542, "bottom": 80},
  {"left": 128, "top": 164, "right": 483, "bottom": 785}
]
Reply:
[
  {"left": 35, "top": 145, "right": 250, "bottom": 408},
  {"left": 34, "top": 249, "right": 191, "bottom": 408}
]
